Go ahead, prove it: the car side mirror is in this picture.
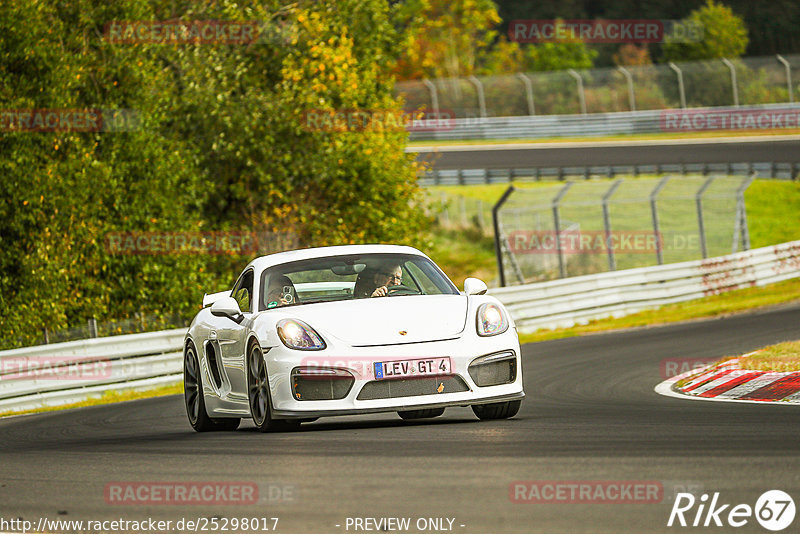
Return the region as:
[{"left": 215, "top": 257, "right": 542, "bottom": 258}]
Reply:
[
  {"left": 210, "top": 296, "right": 244, "bottom": 323},
  {"left": 464, "top": 277, "right": 488, "bottom": 295}
]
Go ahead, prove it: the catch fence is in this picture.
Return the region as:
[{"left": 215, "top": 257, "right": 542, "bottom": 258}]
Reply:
[{"left": 490, "top": 176, "right": 754, "bottom": 286}]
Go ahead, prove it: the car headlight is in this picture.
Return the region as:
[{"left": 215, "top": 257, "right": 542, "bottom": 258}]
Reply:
[
  {"left": 476, "top": 303, "right": 509, "bottom": 336},
  {"left": 277, "top": 319, "right": 326, "bottom": 350}
]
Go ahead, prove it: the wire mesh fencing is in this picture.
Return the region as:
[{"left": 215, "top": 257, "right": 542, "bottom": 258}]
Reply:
[
  {"left": 490, "top": 175, "right": 754, "bottom": 285},
  {"left": 395, "top": 54, "right": 800, "bottom": 120}
]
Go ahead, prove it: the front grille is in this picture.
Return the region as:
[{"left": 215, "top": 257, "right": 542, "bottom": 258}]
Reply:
[{"left": 356, "top": 375, "right": 469, "bottom": 400}]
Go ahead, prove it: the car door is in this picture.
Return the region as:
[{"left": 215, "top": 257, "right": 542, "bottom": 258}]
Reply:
[{"left": 214, "top": 268, "right": 254, "bottom": 404}]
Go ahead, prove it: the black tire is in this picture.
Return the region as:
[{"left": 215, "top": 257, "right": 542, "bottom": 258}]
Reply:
[
  {"left": 397, "top": 407, "right": 445, "bottom": 420},
  {"left": 247, "top": 342, "right": 297, "bottom": 432},
  {"left": 184, "top": 344, "right": 241, "bottom": 432},
  {"left": 471, "top": 400, "right": 521, "bottom": 420}
]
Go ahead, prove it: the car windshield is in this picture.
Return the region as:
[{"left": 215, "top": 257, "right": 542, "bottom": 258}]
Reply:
[{"left": 258, "top": 253, "right": 459, "bottom": 311}]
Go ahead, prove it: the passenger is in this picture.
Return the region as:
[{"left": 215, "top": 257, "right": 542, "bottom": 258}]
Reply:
[{"left": 265, "top": 274, "right": 297, "bottom": 308}]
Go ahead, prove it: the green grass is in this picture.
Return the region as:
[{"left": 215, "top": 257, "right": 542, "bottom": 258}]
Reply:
[
  {"left": 739, "top": 341, "right": 800, "bottom": 373},
  {"left": 517, "top": 277, "right": 800, "bottom": 344},
  {"left": 407, "top": 129, "right": 800, "bottom": 147},
  {"left": 0, "top": 382, "right": 182, "bottom": 419},
  {"left": 428, "top": 226, "right": 498, "bottom": 288},
  {"left": 745, "top": 180, "right": 800, "bottom": 248},
  {"left": 675, "top": 340, "right": 800, "bottom": 388}
]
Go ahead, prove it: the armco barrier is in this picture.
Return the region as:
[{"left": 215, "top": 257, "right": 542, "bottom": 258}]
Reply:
[
  {"left": 0, "top": 328, "right": 186, "bottom": 413},
  {"left": 408, "top": 103, "right": 800, "bottom": 142},
  {"left": 418, "top": 162, "right": 799, "bottom": 185},
  {"left": 1, "top": 240, "right": 798, "bottom": 413},
  {"left": 489, "top": 240, "right": 800, "bottom": 333}
]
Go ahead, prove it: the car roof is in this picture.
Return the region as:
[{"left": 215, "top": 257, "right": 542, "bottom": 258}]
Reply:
[{"left": 245, "top": 244, "right": 430, "bottom": 273}]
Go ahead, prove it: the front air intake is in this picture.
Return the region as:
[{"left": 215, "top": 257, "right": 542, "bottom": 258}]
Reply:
[
  {"left": 468, "top": 351, "right": 517, "bottom": 387},
  {"left": 291, "top": 367, "right": 354, "bottom": 401}
]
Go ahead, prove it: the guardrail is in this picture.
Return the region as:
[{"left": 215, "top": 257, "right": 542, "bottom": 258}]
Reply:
[
  {"left": 419, "top": 162, "right": 799, "bottom": 185},
  {"left": 0, "top": 328, "right": 186, "bottom": 413},
  {"left": 408, "top": 103, "right": 800, "bottom": 142},
  {"left": 489, "top": 240, "right": 800, "bottom": 333},
  {"left": 2, "top": 240, "right": 799, "bottom": 412}
]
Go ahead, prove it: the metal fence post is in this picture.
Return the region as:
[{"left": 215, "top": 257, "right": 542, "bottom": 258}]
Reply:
[
  {"left": 777, "top": 55, "right": 794, "bottom": 104},
  {"left": 732, "top": 174, "right": 755, "bottom": 252},
  {"left": 88, "top": 317, "right": 98, "bottom": 338},
  {"left": 721, "top": 58, "right": 739, "bottom": 107},
  {"left": 617, "top": 66, "right": 636, "bottom": 111},
  {"left": 422, "top": 79, "right": 439, "bottom": 115},
  {"left": 552, "top": 182, "right": 575, "bottom": 278},
  {"left": 695, "top": 176, "right": 716, "bottom": 259},
  {"left": 567, "top": 69, "right": 587, "bottom": 115},
  {"left": 668, "top": 62, "right": 687, "bottom": 109},
  {"left": 467, "top": 75, "right": 487, "bottom": 119},
  {"left": 492, "top": 186, "right": 515, "bottom": 287},
  {"left": 650, "top": 176, "right": 671, "bottom": 264},
  {"left": 516, "top": 73, "right": 535, "bottom": 115},
  {"left": 602, "top": 179, "right": 623, "bottom": 271}
]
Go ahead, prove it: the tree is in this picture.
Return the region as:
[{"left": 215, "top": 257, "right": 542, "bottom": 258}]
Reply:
[
  {"left": 393, "top": 0, "right": 502, "bottom": 80},
  {"left": 662, "top": 0, "right": 748, "bottom": 62},
  {"left": 522, "top": 40, "right": 597, "bottom": 72},
  {"left": 0, "top": 0, "right": 430, "bottom": 348},
  {"left": 613, "top": 44, "right": 652, "bottom": 67}
]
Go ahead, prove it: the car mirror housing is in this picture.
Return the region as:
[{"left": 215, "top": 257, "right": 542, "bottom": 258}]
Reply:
[
  {"left": 210, "top": 296, "right": 244, "bottom": 323},
  {"left": 464, "top": 277, "right": 488, "bottom": 296}
]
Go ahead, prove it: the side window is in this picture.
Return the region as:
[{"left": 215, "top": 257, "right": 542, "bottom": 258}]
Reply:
[{"left": 231, "top": 270, "right": 254, "bottom": 313}]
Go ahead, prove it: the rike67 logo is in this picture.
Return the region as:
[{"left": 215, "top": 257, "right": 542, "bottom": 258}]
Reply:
[{"left": 668, "top": 490, "right": 795, "bottom": 531}]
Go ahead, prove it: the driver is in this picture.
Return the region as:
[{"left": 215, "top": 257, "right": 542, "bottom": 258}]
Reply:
[
  {"left": 265, "top": 274, "right": 297, "bottom": 308},
  {"left": 370, "top": 264, "right": 402, "bottom": 298}
]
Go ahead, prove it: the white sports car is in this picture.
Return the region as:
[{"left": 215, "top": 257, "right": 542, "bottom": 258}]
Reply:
[{"left": 183, "top": 244, "right": 524, "bottom": 432}]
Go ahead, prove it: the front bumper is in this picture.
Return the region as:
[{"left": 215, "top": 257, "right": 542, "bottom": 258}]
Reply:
[{"left": 264, "top": 328, "right": 525, "bottom": 419}]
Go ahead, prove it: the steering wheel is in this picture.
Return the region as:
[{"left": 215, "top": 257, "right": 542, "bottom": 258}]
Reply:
[{"left": 386, "top": 284, "right": 420, "bottom": 296}]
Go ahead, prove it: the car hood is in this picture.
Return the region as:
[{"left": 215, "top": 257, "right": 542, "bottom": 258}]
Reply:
[{"left": 284, "top": 294, "right": 469, "bottom": 346}]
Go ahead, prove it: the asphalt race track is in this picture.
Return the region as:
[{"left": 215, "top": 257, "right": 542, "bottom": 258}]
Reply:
[
  {"left": 2, "top": 303, "right": 800, "bottom": 533},
  {"left": 410, "top": 137, "right": 800, "bottom": 170}
]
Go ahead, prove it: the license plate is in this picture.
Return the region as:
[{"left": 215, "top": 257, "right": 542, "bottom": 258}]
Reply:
[{"left": 374, "top": 357, "right": 451, "bottom": 380}]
